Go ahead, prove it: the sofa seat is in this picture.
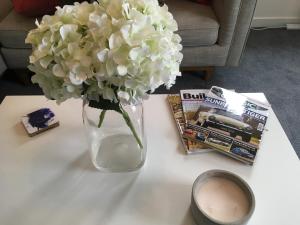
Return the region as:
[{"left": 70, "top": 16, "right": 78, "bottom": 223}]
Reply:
[
  {"left": 0, "top": 1, "right": 219, "bottom": 49},
  {"left": 0, "top": 10, "right": 36, "bottom": 49},
  {"left": 0, "top": 0, "right": 257, "bottom": 72},
  {"left": 166, "top": 0, "right": 219, "bottom": 47}
]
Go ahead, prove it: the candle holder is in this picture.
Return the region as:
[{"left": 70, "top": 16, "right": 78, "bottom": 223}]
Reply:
[{"left": 191, "top": 170, "right": 255, "bottom": 225}]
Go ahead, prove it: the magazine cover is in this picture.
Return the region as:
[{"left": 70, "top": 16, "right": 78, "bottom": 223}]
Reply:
[
  {"left": 180, "top": 89, "right": 234, "bottom": 121},
  {"left": 180, "top": 89, "right": 207, "bottom": 123},
  {"left": 167, "top": 95, "right": 211, "bottom": 154},
  {"left": 184, "top": 87, "right": 270, "bottom": 164}
]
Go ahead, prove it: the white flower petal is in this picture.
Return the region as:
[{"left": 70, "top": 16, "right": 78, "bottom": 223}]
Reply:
[
  {"left": 109, "top": 33, "right": 123, "bottom": 49},
  {"left": 69, "top": 71, "right": 83, "bottom": 85},
  {"left": 89, "top": 13, "right": 101, "bottom": 25},
  {"left": 97, "top": 79, "right": 104, "bottom": 88},
  {"left": 59, "top": 24, "right": 78, "bottom": 40},
  {"left": 124, "top": 80, "right": 136, "bottom": 88},
  {"left": 106, "top": 60, "right": 115, "bottom": 76},
  {"left": 66, "top": 85, "right": 75, "bottom": 92},
  {"left": 40, "top": 56, "right": 53, "bottom": 69},
  {"left": 117, "top": 65, "right": 127, "bottom": 76},
  {"left": 129, "top": 47, "right": 140, "bottom": 60},
  {"left": 97, "top": 49, "right": 109, "bottom": 62},
  {"left": 122, "top": 3, "right": 130, "bottom": 18},
  {"left": 120, "top": 24, "right": 131, "bottom": 42},
  {"left": 67, "top": 42, "right": 78, "bottom": 55},
  {"left": 29, "top": 56, "right": 36, "bottom": 64},
  {"left": 35, "top": 19, "right": 40, "bottom": 27},
  {"left": 81, "top": 56, "right": 92, "bottom": 67},
  {"left": 118, "top": 90, "right": 130, "bottom": 102},
  {"left": 106, "top": 0, "right": 123, "bottom": 19},
  {"left": 52, "top": 64, "right": 65, "bottom": 77}
]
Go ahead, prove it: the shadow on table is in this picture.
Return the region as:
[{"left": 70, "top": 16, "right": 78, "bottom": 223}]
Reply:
[
  {"left": 1, "top": 152, "right": 140, "bottom": 225},
  {"left": 2, "top": 150, "right": 202, "bottom": 225}
]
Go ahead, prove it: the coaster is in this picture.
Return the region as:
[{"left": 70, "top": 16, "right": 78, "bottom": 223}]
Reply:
[{"left": 21, "top": 108, "right": 59, "bottom": 137}]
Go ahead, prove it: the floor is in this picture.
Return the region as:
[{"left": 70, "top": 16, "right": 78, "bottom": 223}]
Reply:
[{"left": 1, "top": 29, "right": 300, "bottom": 158}]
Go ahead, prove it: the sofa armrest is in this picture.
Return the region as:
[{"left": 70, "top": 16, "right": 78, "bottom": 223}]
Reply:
[
  {"left": 0, "top": 0, "right": 13, "bottom": 21},
  {"left": 0, "top": 52, "right": 7, "bottom": 77},
  {"left": 226, "top": 0, "right": 257, "bottom": 66},
  {"left": 212, "top": 0, "right": 241, "bottom": 46},
  {"left": 212, "top": 0, "right": 257, "bottom": 66}
]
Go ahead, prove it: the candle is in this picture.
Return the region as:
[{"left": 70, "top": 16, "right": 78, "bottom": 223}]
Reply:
[
  {"left": 191, "top": 170, "right": 255, "bottom": 225},
  {"left": 196, "top": 177, "right": 250, "bottom": 223}
]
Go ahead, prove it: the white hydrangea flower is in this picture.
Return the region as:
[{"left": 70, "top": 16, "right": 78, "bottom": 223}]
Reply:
[{"left": 26, "top": 0, "right": 183, "bottom": 104}]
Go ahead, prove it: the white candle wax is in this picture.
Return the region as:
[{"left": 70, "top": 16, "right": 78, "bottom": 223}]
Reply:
[{"left": 196, "top": 177, "right": 250, "bottom": 223}]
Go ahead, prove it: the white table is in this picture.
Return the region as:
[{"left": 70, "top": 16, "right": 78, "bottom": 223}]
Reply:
[{"left": 0, "top": 95, "right": 299, "bottom": 225}]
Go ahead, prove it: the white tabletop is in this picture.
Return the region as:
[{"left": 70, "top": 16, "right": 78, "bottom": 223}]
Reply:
[{"left": 0, "top": 95, "right": 299, "bottom": 225}]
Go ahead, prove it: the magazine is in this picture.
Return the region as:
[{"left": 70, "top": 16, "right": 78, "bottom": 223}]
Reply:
[
  {"left": 167, "top": 95, "right": 211, "bottom": 154},
  {"left": 180, "top": 89, "right": 207, "bottom": 123},
  {"left": 184, "top": 86, "right": 270, "bottom": 164}
]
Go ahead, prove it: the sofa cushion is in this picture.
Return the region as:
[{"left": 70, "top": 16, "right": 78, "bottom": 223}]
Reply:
[
  {"left": 12, "top": 0, "right": 84, "bottom": 17},
  {"left": 12, "top": 0, "right": 60, "bottom": 17},
  {"left": 0, "top": 9, "right": 36, "bottom": 49},
  {"left": 1, "top": 47, "right": 31, "bottom": 69},
  {"left": 165, "top": 0, "right": 219, "bottom": 47},
  {"left": 0, "top": 0, "right": 220, "bottom": 49}
]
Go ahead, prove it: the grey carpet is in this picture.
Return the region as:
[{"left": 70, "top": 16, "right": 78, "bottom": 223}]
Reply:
[{"left": 1, "top": 29, "right": 300, "bottom": 158}]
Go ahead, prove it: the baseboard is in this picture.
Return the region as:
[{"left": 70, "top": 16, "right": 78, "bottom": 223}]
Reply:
[{"left": 252, "top": 17, "right": 300, "bottom": 28}]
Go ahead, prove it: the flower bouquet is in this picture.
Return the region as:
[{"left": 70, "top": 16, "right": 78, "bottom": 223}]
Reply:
[{"left": 26, "top": 0, "right": 182, "bottom": 171}]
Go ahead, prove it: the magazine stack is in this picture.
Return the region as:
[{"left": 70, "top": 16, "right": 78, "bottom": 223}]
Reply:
[{"left": 167, "top": 86, "right": 270, "bottom": 164}]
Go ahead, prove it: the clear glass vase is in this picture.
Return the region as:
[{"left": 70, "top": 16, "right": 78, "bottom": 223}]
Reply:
[{"left": 82, "top": 100, "right": 146, "bottom": 172}]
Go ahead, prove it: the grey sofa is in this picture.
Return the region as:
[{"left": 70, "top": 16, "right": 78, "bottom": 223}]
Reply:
[{"left": 0, "top": 0, "right": 257, "bottom": 77}]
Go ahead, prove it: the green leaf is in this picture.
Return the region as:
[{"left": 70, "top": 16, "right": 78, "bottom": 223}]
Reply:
[{"left": 88, "top": 96, "right": 122, "bottom": 113}]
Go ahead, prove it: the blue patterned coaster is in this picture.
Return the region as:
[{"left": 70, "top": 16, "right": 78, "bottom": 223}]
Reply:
[{"left": 21, "top": 108, "right": 59, "bottom": 136}]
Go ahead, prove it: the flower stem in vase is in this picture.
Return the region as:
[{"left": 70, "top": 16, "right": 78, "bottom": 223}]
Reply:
[
  {"left": 98, "top": 110, "right": 106, "bottom": 128},
  {"left": 119, "top": 104, "right": 143, "bottom": 149}
]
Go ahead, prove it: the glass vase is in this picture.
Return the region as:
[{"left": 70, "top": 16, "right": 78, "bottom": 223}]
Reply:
[{"left": 82, "top": 100, "right": 146, "bottom": 172}]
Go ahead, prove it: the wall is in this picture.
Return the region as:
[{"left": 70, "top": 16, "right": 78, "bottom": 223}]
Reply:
[{"left": 252, "top": 0, "right": 300, "bottom": 27}]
